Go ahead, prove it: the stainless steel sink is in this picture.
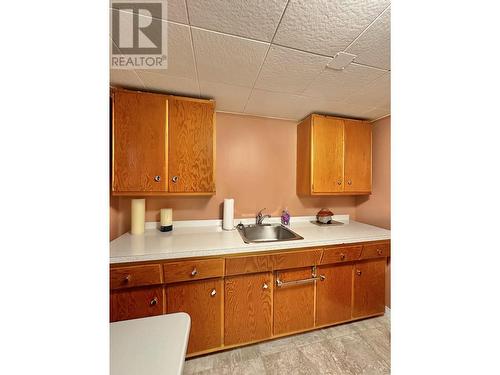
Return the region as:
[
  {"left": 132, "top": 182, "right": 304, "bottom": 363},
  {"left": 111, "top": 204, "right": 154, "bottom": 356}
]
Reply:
[{"left": 236, "top": 223, "right": 303, "bottom": 244}]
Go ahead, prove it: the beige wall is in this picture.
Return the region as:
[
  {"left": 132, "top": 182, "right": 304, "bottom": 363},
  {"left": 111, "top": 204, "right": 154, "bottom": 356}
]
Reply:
[
  {"left": 355, "top": 115, "right": 391, "bottom": 307},
  {"left": 110, "top": 112, "right": 358, "bottom": 240}
]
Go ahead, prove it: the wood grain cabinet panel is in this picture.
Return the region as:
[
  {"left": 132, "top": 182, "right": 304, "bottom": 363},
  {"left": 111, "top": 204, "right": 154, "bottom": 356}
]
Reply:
[
  {"left": 225, "top": 255, "right": 271, "bottom": 276},
  {"left": 273, "top": 268, "right": 315, "bottom": 335},
  {"left": 110, "top": 264, "right": 162, "bottom": 290},
  {"left": 224, "top": 272, "right": 272, "bottom": 346},
  {"left": 167, "top": 279, "right": 223, "bottom": 354},
  {"left": 168, "top": 98, "right": 215, "bottom": 193},
  {"left": 311, "top": 116, "right": 345, "bottom": 193},
  {"left": 271, "top": 249, "right": 322, "bottom": 270},
  {"left": 352, "top": 259, "right": 386, "bottom": 318},
  {"left": 316, "top": 264, "right": 353, "bottom": 326},
  {"left": 110, "top": 287, "right": 164, "bottom": 322},
  {"left": 112, "top": 90, "right": 168, "bottom": 193},
  {"left": 163, "top": 258, "right": 224, "bottom": 283},
  {"left": 344, "top": 120, "right": 372, "bottom": 193}
]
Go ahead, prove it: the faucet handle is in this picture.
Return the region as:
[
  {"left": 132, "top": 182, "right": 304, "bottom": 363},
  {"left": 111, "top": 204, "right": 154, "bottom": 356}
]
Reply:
[{"left": 257, "top": 208, "right": 266, "bottom": 215}]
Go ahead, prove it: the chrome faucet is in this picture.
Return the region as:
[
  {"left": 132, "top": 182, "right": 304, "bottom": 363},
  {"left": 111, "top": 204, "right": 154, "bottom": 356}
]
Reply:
[{"left": 256, "top": 208, "right": 272, "bottom": 225}]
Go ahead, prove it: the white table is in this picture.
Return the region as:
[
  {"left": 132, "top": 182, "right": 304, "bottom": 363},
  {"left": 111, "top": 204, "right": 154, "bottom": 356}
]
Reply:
[{"left": 111, "top": 313, "right": 191, "bottom": 375}]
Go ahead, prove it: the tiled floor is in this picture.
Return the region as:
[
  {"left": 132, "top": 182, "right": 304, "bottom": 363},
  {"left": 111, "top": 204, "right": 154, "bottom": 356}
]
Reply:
[{"left": 183, "top": 313, "right": 390, "bottom": 375}]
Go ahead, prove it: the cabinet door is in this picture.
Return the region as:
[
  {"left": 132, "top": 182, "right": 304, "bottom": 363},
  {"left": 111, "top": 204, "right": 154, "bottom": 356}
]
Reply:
[
  {"left": 112, "top": 90, "right": 168, "bottom": 192},
  {"left": 311, "top": 116, "right": 344, "bottom": 193},
  {"left": 352, "top": 259, "right": 386, "bottom": 318},
  {"left": 344, "top": 120, "right": 372, "bottom": 193},
  {"left": 166, "top": 278, "right": 222, "bottom": 354},
  {"left": 168, "top": 98, "right": 215, "bottom": 193},
  {"left": 316, "top": 264, "right": 353, "bottom": 326},
  {"left": 224, "top": 272, "right": 272, "bottom": 346},
  {"left": 110, "top": 286, "right": 164, "bottom": 322},
  {"left": 274, "top": 268, "right": 315, "bottom": 335}
]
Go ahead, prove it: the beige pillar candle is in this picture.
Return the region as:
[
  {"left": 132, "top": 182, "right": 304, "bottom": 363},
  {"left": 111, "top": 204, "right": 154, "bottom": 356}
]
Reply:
[
  {"left": 131, "top": 199, "right": 145, "bottom": 235},
  {"left": 160, "top": 208, "right": 173, "bottom": 226}
]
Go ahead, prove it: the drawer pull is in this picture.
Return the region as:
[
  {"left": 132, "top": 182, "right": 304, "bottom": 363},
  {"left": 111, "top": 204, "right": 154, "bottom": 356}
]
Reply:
[
  {"left": 124, "top": 274, "right": 131, "bottom": 282},
  {"left": 347, "top": 179, "right": 352, "bottom": 185},
  {"left": 262, "top": 282, "right": 269, "bottom": 290},
  {"left": 319, "top": 275, "right": 326, "bottom": 281},
  {"left": 356, "top": 270, "right": 362, "bottom": 276},
  {"left": 340, "top": 253, "right": 346, "bottom": 260},
  {"left": 191, "top": 268, "right": 198, "bottom": 276},
  {"left": 154, "top": 175, "right": 161, "bottom": 182},
  {"left": 377, "top": 249, "right": 383, "bottom": 255},
  {"left": 337, "top": 178, "right": 342, "bottom": 185},
  {"left": 150, "top": 297, "right": 158, "bottom": 306},
  {"left": 210, "top": 289, "right": 217, "bottom": 297}
]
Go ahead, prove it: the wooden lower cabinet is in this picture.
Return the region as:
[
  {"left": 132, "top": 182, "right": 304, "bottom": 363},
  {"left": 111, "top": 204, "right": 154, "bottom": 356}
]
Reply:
[
  {"left": 224, "top": 272, "right": 272, "bottom": 346},
  {"left": 352, "top": 259, "right": 386, "bottom": 318},
  {"left": 166, "top": 278, "right": 223, "bottom": 354},
  {"left": 316, "top": 264, "right": 353, "bottom": 326},
  {"left": 274, "top": 267, "right": 315, "bottom": 335},
  {"left": 110, "top": 286, "right": 164, "bottom": 322}
]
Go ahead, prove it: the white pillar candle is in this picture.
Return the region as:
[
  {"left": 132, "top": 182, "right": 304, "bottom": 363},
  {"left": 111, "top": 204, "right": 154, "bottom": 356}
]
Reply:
[
  {"left": 160, "top": 208, "right": 173, "bottom": 226},
  {"left": 131, "top": 199, "right": 145, "bottom": 235}
]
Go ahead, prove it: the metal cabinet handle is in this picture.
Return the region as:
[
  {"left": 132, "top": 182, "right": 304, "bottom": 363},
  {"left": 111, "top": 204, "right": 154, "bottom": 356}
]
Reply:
[
  {"left": 172, "top": 176, "right": 179, "bottom": 183},
  {"left": 340, "top": 253, "right": 346, "bottom": 260},
  {"left": 347, "top": 179, "right": 352, "bottom": 185},
  {"left": 337, "top": 178, "right": 342, "bottom": 185},
  {"left": 276, "top": 268, "right": 321, "bottom": 288},
  {"left": 356, "top": 270, "right": 362, "bottom": 276},
  {"left": 262, "top": 282, "right": 269, "bottom": 290},
  {"left": 319, "top": 275, "right": 326, "bottom": 281},
  {"left": 150, "top": 297, "right": 158, "bottom": 306},
  {"left": 154, "top": 175, "right": 161, "bottom": 182},
  {"left": 377, "top": 249, "right": 383, "bottom": 255},
  {"left": 124, "top": 274, "right": 131, "bottom": 282},
  {"left": 210, "top": 289, "right": 217, "bottom": 297},
  {"left": 191, "top": 268, "right": 197, "bottom": 276}
]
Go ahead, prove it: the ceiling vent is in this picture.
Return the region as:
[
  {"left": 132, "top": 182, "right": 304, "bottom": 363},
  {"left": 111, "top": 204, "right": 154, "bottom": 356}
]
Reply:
[{"left": 326, "top": 52, "right": 357, "bottom": 70}]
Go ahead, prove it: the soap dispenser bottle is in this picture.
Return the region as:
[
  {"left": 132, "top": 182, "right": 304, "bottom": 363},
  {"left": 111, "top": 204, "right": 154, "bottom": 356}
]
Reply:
[{"left": 281, "top": 208, "right": 290, "bottom": 226}]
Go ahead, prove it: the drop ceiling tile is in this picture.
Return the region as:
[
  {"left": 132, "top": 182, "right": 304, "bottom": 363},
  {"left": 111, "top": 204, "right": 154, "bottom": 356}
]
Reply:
[
  {"left": 135, "top": 22, "right": 196, "bottom": 80},
  {"left": 167, "top": 0, "right": 188, "bottom": 23},
  {"left": 186, "top": 0, "right": 288, "bottom": 42},
  {"left": 191, "top": 28, "right": 269, "bottom": 87},
  {"left": 303, "top": 63, "right": 387, "bottom": 101},
  {"left": 136, "top": 71, "right": 200, "bottom": 97},
  {"left": 254, "top": 45, "right": 331, "bottom": 94},
  {"left": 110, "top": 69, "right": 145, "bottom": 89},
  {"left": 274, "top": 0, "right": 390, "bottom": 56},
  {"left": 200, "top": 81, "right": 251, "bottom": 112},
  {"left": 344, "top": 73, "right": 391, "bottom": 109},
  {"left": 346, "top": 7, "right": 390, "bottom": 70},
  {"left": 244, "top": 89, "right": 314, "bottom": 120}
]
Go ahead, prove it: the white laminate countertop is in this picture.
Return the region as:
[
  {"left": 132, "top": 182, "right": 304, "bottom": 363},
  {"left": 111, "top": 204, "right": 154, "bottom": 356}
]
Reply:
[
  {"left": 110, "top": 313, "right": 190, "bottom": 375},
  {"left": 110, "top": 216, "right": 390, "bottom": 264}
]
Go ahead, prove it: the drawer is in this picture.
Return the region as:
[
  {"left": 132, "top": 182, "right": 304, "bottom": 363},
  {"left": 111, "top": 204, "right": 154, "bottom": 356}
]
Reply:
[
  {"left": 110, "top": 286, "right": 164, "bottom": 322},
  {"left": 360, "top": 242, "right": 390, "bottom": 259},
  {"left": 163, "top": 258, "right": 224, "bottom": 283},
  {"left": 110, "top": 264, "right": 163, "bottom": 290},
  {"left": 321, "top": 245, "right": 362, "bottom": 264},
  {"left": 225, "top": 255, "right": 271, "bottom": 276},
  {"left": 271, "top": 249, "right": 323, "bottom": 271}
]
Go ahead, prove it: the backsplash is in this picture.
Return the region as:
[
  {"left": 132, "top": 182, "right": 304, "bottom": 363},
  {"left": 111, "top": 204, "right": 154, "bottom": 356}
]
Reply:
[{"left": 110, "top": 112, "right": 357, "bottom": 240}]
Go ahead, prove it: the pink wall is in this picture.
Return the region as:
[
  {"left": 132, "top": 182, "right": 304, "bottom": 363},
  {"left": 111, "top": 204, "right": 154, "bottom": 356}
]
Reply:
[
  {"left": 110, "top": 112, "right": 358, "bottom": 239},
  {"left": 355, "top": 115, "right": 391, "bottom": 306}
]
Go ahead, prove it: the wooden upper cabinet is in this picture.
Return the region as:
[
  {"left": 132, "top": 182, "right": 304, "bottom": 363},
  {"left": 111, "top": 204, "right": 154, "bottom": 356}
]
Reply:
[
  {"left": 296, "top": 114, "right": 372, "bottom": 195},
  {"left": 112, "top": 90, "right": 168, "bottom": 192},
  {"left": 344, "top": 120, "right": 372, "bottom": 193},
  {"left": 168, "top": 97, "right": 215, "bottom": 193},
  {"left": 111, "top": 88, "right": 215, "bottom": 195}
]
